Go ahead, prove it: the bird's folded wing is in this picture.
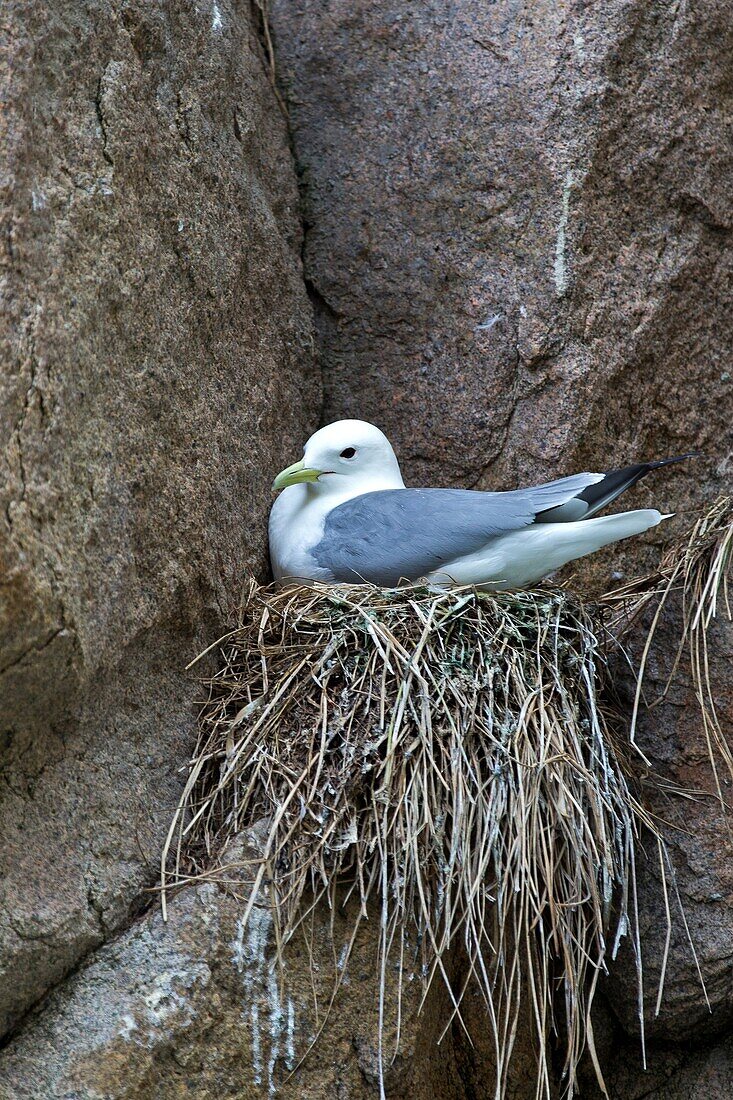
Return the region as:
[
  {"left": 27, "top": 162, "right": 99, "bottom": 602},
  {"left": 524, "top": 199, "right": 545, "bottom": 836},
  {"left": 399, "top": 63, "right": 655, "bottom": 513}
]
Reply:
[{"left": 313, "top": 473, "right": 603, "bottom": 586}]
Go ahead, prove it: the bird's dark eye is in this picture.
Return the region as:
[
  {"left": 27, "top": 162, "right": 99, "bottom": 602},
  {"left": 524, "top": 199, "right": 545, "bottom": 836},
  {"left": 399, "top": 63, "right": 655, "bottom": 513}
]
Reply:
[{"left": 340, "top": 447, "right": 356, "bottom": 459}]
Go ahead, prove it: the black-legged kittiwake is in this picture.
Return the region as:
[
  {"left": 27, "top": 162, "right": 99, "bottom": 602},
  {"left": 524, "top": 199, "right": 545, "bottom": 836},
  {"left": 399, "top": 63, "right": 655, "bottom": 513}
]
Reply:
[{"left": 269, "top": 420, "right": 693, "bottom": 589}]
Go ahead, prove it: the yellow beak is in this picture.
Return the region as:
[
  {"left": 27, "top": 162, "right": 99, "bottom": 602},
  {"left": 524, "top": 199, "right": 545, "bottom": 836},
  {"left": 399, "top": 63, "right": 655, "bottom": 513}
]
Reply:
[{"left": 272, "top": 459, "right": 323, "bottom": 491}]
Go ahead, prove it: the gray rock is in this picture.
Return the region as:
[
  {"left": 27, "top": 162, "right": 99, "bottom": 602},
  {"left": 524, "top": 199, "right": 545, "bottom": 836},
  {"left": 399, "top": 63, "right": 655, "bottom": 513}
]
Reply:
[
  {"left": 0, "top": 835, "right": 504, "bottom": 1099},
  {"left": 0, "top": 0, "right": 319, "bottom": 1037},
  {"left": 270, "top": 0, "right": 733, "bottom": 1083}
]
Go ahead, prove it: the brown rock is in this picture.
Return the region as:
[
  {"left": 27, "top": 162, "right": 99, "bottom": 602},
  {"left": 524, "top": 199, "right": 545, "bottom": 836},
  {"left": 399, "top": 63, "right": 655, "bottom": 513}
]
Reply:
[
  {"left": 0, "top": 0, "right": 318, "bottom": 1038},
  {"left": 603, "top": 606, "right": 733, "bottom": 1043},
  {"left": 270, "top": 0, "right": 733, "bottom": 1084},
  {"left": 2, "top": 0, "right": 733, "bottom": 1094},
  {"left": 610, "top": 1036, "right": 733, "bottom": 1100},
  {"left": 0, "top": 834, "right": 542, "bottom": 1099},
  {"left": 271, "top": 0, "right": 732, "bottom": 577},
  {"left": 577, "top": 995, "right": 733, "bottom": 1100}
]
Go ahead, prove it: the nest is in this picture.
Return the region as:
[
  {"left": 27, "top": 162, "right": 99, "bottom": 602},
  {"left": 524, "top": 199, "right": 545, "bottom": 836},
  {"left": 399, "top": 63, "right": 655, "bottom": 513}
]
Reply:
[
  {"left": 164, "top": 583, "right": 660, "bottom": 1098},
  {"left": 162, "top": 497, "right": 733, "bottom": 1100}
]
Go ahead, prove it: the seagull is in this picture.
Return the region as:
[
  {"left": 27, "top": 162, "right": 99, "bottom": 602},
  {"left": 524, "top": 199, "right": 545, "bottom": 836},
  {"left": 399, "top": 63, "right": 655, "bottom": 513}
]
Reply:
[{"left": 269, "top": 420, "right": 694, "bottom": 590}]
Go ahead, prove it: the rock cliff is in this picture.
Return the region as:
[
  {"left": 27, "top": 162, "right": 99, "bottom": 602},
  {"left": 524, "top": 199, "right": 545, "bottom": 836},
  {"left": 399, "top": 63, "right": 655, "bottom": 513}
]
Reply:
[{"left": 1, "top": 0, "right": 731, "bottom": 1097}]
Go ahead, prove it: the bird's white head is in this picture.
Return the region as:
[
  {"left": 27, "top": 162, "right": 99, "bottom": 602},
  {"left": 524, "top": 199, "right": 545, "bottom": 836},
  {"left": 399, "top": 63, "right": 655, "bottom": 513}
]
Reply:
[{"left": 272, "top": 419, "right": 405, "bottom": 498}]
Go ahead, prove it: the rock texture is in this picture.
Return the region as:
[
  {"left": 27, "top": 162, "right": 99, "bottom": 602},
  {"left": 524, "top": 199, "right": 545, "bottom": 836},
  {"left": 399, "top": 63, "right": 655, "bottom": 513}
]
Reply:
[
  {"left": 0, "top": 0, "right": 318, "bottom": 1040},
  {"left": 572, "top": 601, "right": 733, "bottom": 1097},
  {"left": 269, "top": 0, "right": 733, "bottom": 1091},
  {"left": 0, "top": 833, "right": 530, "bottom": 1100},
  {"left": 605, "top": 609, "right": 733, "bottom": 1045},
  {"left": 2, "top": 0, "right": 733, "bottom": 1096},
  {"left": 271, "top": 0, "right": 731, "bottom": 558},
  {"left": 604, "top": 1035, "right": 733, "bottom": 1100}
]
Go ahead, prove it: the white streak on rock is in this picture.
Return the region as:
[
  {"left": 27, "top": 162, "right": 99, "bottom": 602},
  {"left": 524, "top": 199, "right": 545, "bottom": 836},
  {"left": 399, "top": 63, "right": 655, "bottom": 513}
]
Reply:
[
  {"left": 337, "top": 942, "right": 351, "bottom": 985},
  {"left": 231, "top": 906, "right": 271, "bottom": 976},
  {"left": 232, "top": 907, "right": 291, "bottom": 1093},
  {"left": 475, "top": 312, "right": 502, "bottom": 332},
  {"left": 267, "top": 966, "right": 284, "bottom": 1098},
  {"left": 285, "top": 998, "right": 296, "bottom": 1070},
  {"left": 251, "top": 1002, "right": 263, "bottom": 1085},
  {"left": 554, "top": 170, "right": 574, "bottom": 296},
  {"left": 212, "top": 1, "right": 223, "bottom": 32}
]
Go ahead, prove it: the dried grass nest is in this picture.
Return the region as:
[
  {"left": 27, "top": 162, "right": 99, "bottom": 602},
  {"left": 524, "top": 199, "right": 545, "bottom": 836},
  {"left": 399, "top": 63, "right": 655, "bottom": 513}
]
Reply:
[{"left": 162, "top": 497, "right": 732, "bottom": 1100}]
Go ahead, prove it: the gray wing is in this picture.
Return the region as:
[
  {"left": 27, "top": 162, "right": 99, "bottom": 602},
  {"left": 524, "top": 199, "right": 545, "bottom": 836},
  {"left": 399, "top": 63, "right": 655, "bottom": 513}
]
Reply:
[{"left": 313, "top": 473, "right": 604, "bottom": 586}]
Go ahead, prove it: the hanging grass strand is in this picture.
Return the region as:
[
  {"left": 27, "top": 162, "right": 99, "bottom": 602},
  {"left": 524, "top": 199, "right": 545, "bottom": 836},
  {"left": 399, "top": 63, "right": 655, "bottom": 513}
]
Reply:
[{"left": 602, "top": 495, "right": 733, "bottom": 791}]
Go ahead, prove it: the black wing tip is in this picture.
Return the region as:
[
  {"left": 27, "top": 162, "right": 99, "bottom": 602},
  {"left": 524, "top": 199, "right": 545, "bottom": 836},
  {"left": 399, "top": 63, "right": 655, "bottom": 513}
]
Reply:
[{"left": 648, "top": 452, "right": 703, "bottom": 469}]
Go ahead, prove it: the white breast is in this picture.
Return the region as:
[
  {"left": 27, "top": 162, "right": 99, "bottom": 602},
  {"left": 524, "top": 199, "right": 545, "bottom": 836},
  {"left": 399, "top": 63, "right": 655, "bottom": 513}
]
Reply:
[{"left": 268, "top": 485, "right": 334, "bottom": 582}]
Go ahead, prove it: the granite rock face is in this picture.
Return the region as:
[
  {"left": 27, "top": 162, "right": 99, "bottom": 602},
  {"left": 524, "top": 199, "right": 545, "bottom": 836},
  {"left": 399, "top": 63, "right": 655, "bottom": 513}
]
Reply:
[
  {"left": 0, "top": 0, "right": 318, "bottom": 1039},
  {"left": 269, "top": 0, "right": 733, "bottom": 1089},
  {"left": 604, "top": 609, "right": 733, "bottom": 1044},
  {"left": 599, "top": 1033, "right": 733, "bottom": 1100},
  {"left": 0, "top": 834, "right": 521, "bottom": 1100},
  {"left": 1, "top": 0, "right": 732, "bottom": 1097},
  {"left": 271, "top": 0, "right": 731, "bottom": 530}
]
